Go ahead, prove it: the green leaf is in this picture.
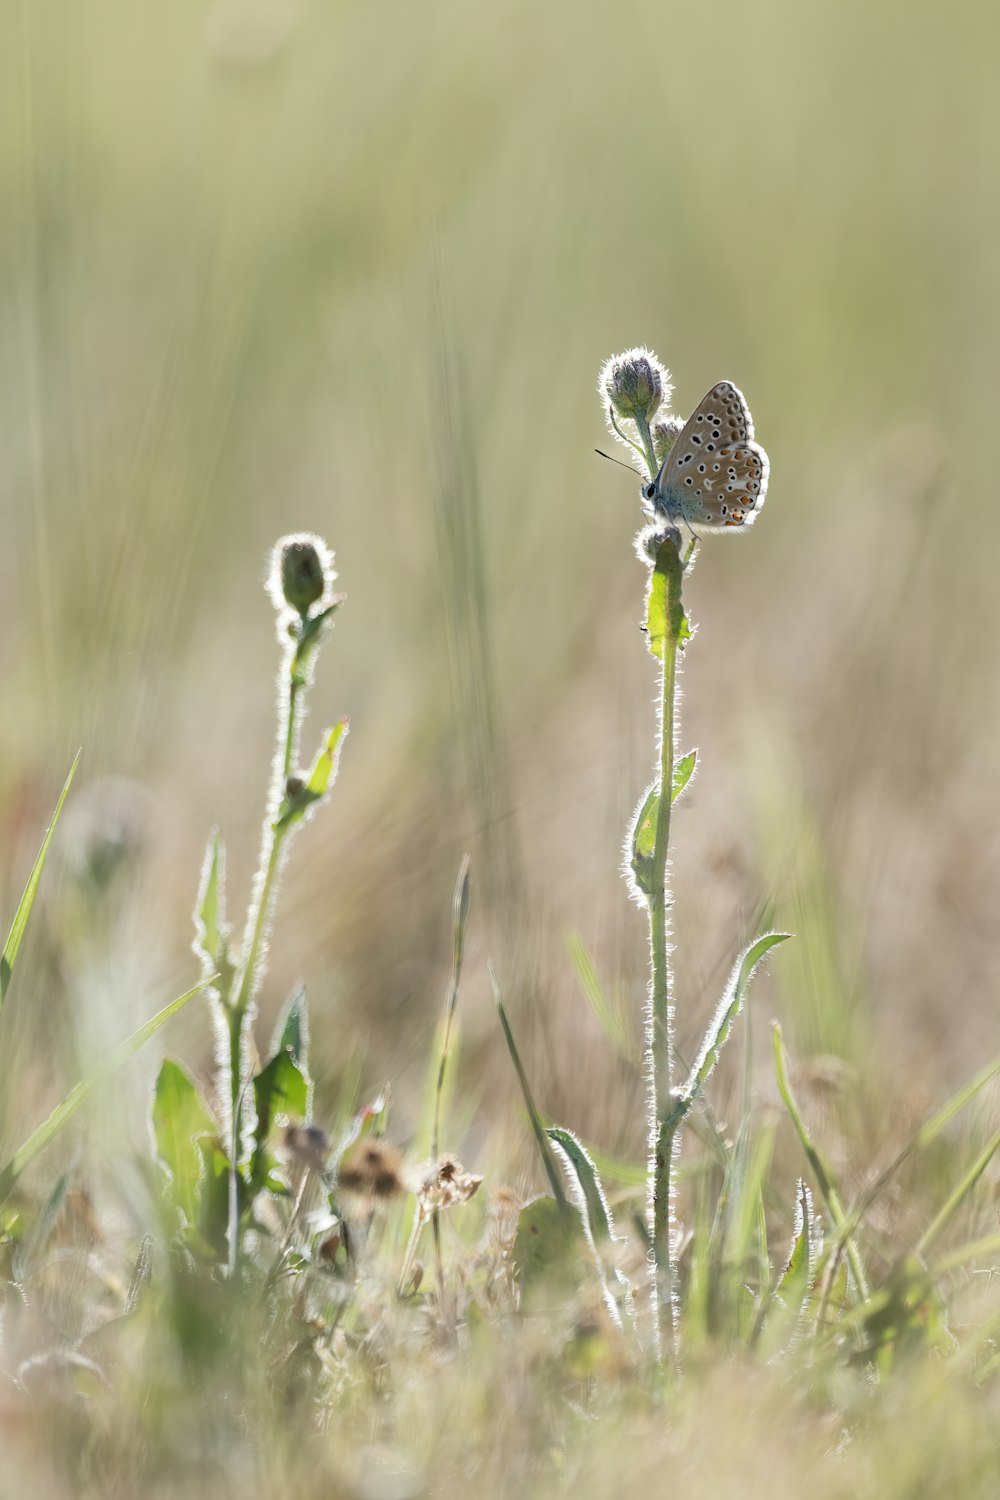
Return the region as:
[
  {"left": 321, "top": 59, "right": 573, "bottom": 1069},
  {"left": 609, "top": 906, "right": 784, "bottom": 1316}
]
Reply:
[
  {"left": 629, "top": 785, "right": 659, "bottom": 897},
  {"left": 270, "top": 983, "right": 310, "bottom": 1071},
  {"left": 671, "top": 749, "right": 697, "bottom": 801},
  {"left": 193, "top": 831, "right": 233, "bottom": 985},
  {"left": 776, "top": 1179, "right": 820, "bottom": 1305},
  {"left": 305, "top": 718, "right": 349, "bottom": 798},
  {"left": 629, "top": 753, "right": 699, "bottom": 896},
  {"left": 546, "top": 1127, "right": 616, "bottom": 1246},
  {"left": 276, "top": 719, "right": 350, "bottom": 831},
  {"left": 547, "top": 1125, "right": 633, "bottom": 1328},
  {"left": 152, "top": 1059, "right": 216, "bottom": 1228},
  {"left": 1, "top": 750, "right": 80, "bottom": 1012},
  {"left": 669, "top": 933, "right": 791, "bottom": 1132},
  {"left": 654, "top": 935, "right": 790, "bottom": 1217},
  {"left": 250, "top": 1049, "right": 309, "bottom": 1192},
  {"left": 756, "top": 1179, "right": 821, "bottom": 1355},
  {"left": 195, "top": 1135, "right": 231, "bottom": 1261},
  {"left": 513, "top": 1195, "right": 583, "bottom": 1299},
  {"left": 0, "top": 978, "right": 211, "bottom": 1204},
  {"left": 644, "top": 536, "right": 687, "bottom": 661}
]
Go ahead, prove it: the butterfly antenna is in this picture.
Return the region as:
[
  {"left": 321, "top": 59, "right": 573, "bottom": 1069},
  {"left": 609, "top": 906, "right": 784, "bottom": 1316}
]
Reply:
[{"left": 595, "top": 448, "right": 642, "bottom": 477}]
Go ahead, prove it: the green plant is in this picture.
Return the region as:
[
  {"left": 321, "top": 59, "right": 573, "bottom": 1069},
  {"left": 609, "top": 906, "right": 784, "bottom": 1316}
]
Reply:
[{"left": 164, "top": 533, "right": 349, "bottom": 1279}]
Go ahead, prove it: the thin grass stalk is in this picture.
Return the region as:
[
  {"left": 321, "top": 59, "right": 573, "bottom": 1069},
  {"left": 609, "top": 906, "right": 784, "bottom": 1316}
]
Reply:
[{"left": 430, "top": 856, "right": 472, "bottom": 1303}]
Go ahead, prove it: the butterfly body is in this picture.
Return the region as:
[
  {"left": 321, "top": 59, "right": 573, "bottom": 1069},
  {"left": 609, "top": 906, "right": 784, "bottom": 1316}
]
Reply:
[{"left": 642, "top": 380, "right": 769, "bottom": 536}]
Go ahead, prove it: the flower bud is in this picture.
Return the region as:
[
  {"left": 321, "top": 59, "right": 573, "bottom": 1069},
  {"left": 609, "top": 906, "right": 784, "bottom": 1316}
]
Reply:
[
  {"left": 600, "top": 347, "right": 669, "bottom": 425},
  {"left": 268, "top": 532, "right": 336, "bottom": 619},
  {"left": 635, "top": 523, "right": 681, "bottom": 566},
  {"left": 652, "top": 415, "right": 685, "bottom": 465},
  {"left": 281, "top": 539, "right": 325, "bottom": 614}
]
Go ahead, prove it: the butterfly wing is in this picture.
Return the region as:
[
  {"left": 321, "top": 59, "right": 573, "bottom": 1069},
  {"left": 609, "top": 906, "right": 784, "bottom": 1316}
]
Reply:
[{"left": 654, "top": 381, "right": 769, "bottom": 533}]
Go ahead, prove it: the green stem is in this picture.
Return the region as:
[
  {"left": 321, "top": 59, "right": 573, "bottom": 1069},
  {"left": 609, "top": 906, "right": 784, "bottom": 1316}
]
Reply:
[
  {"left": 226, "top": 620, "right": 308, "bottom": 1280},
  {"left": 633, "top": 410, "right": 660, "bottom": 481},
  {"left": 648, "top": 552, "right": 682, "bottom": 1347}
]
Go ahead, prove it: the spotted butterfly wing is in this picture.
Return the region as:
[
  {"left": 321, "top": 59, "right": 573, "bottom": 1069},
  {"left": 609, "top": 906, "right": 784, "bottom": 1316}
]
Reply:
[{"left": 647, "top": 381, "right": 768, "bottom": 533}]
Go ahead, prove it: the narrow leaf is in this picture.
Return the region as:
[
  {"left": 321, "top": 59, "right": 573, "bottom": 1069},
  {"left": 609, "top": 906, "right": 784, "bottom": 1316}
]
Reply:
[
  {"left": 1, "top": 750, "right": 81, "bottom": 1010},
  {"left": 0, "top": 978, "right": 211, "bottom": 1204},
  {"left": 306, "top": 718, "right": 349, "bottom": 798},
  {"left": 666, "top": 933, "right": 791, "bottom": 1134},
  {"left": 547, "top": 1126, "right": 617, "bottom": 1246},
  {"left": 671, "top": 750, "right": 698, "bottom": 802},
  {"left": 270, "top": 982, "right": 310, "bottom": 1071},
  {"left": 547, "top": 1125, "right": 633, "bottom": 1329},
  {"left": 276, "top": 719, "right": 350, "bottom": 831},
  {"left": 776, "top": 1179, "right": 820, "bottom": 1303},
  {"left": 193, "top": 832, "right": 228, "bottom": 969},
  {"left": 917, "top": 1123, "right": 1000, "bottom": 1259},
  {"left": 629, "top": 785, "right": 658, "bottom": 897},
  {"left": 490, "top": 963, "right": 567, "bottom": 1211}
]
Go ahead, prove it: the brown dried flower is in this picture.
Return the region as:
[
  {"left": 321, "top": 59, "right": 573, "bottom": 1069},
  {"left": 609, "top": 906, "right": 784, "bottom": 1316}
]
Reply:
[
  {"left": 338, "top": 1139, "right": 407, "bottom": 1202},
  {"left": 416, "top": 1153, "right": 483, "bottom": 1219}
]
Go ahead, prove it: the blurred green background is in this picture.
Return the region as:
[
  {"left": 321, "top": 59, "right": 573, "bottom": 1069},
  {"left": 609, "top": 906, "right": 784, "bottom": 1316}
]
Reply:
[{"left": 2, "top": 0, "right": 999, "bottom": 1190}]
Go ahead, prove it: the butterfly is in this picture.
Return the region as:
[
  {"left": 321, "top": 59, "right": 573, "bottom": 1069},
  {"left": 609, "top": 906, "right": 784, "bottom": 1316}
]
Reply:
[{"left": 641, "top": 381, "right": 769, "bottom": 535}]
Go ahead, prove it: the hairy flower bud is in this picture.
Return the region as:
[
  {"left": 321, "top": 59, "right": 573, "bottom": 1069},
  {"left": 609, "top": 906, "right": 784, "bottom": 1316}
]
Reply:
[
  {"left": 652, "top": 415, "right": 685, "bottom": 465},
  {"left": 278, "top": 537, "right": 328, "bottom": 616},
  {"left": 600, "top": 347, "right": 669, "bottom": 425}
]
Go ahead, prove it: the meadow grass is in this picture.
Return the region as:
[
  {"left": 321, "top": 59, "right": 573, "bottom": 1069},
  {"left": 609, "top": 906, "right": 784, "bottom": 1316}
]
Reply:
[
  {"left": 4, "top": 1, "right": 1000, "bottom": 1494},
  {"left": 3, "top": 443, "right": 1000, "bottom": 1498}
]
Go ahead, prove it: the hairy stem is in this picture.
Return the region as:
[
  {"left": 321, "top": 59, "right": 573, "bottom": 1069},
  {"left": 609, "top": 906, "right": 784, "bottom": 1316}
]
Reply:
[
  {"left": 226, "top": 623, "right": 307, "bottom": 1280},
  {"left": 644, "top": 537, "right": 686, "bottom": 1351}
]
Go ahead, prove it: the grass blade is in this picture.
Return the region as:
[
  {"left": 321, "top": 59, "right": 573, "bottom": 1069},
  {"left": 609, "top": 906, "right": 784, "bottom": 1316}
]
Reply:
[
  {"left": 490, "top": 963, "right": 567, "bottom": 1212},
  {"left": 773, "top": 1023, "right": 869, "bottom": 1301},
  {"left": 565, "top": 929, "right": 636, "bottom": 1063},
  {"left": 1, "top": 750, "right": 81, "bottom": 1011},
  {"left": 830, "top": 1048, "right": 1000, "bottom": 1255},
  {"left": 916, "top": 1124, "right": 1000, "bottom": 1259}
]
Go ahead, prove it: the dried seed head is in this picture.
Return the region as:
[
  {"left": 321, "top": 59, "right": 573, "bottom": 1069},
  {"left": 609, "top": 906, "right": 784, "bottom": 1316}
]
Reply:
[
  {"left": 600, "top": 347, "right": 669, "bottom": 425},
  {"left": 416, "top": 1154, "right": 483, "bottom": 1218},
  {"left": 338, "top": 1139, "right": 407, "bottom": 1202},
  {"left": 283, "top": 1123, "right": 330, "bottom": 1173}
]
